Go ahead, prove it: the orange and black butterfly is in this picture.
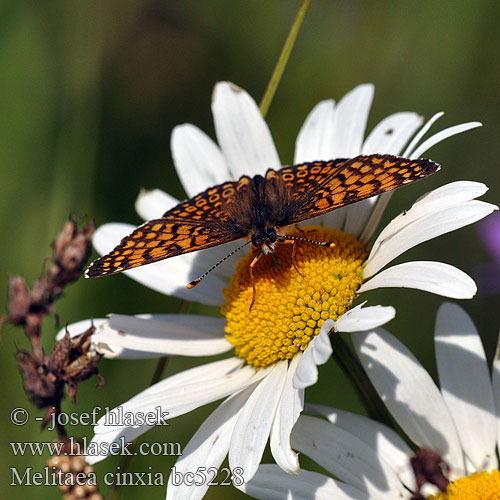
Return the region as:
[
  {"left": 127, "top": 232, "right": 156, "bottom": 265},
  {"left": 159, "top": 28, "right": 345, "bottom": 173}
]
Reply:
[{"left": 86, "top": 154, "right": 439, "bottom": 286}]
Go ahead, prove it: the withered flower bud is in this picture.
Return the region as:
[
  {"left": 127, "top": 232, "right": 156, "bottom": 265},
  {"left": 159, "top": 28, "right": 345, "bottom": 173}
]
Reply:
[
  {"left": 17, "top": 350, "right": 62, "bottom": 408},
  {"left": 18, "top": 325, "right": 103, "bottom": 414},
  {"left": 49, "top": 220, "right": 94, "bottom": 292},
  {"left": 5, "top": 219, "right": 101, "bottom": 443},
  {"left": 1, "top": 220, "right": 95, "bottom": 351},
  {"left": 48, "top": 333, "right": 72, "bottom": 373},
  {"left": 50, "top": 326, "right": 104, "bottom": 404},
  {"left": 3, "top": 277, "right": 31, "bottom": 325},
  {"left": 410, "top": 447, "right": 450, "bottom": 499}
]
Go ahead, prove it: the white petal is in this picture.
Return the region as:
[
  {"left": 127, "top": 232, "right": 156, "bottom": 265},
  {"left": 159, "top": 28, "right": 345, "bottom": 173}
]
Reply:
[
  {"left": 135, "top": 188, "right": 179, "bottom": 221},
  {"left": 229, "top": 361, "right": 288, "bottom": 482},
  {"left": 364, "top": 200, "right": 497, "bottom": 278},
  {"left": 91, "top": 223, "right": 226, "bottom": 306},
  {"left": 294, "top": 99, "right": 336, "bottom": 163},
  {"left": 319, "top": 206, "right": 348, "bottom": 231},
  {"left": 184, "top": 238, "right": 242, "bottom": 280},
  {"left": 56, "top": 318, "right": 106, "bottom": 340},
  {"left": 402, "top": 112, "right": 444, "bottom": 157},
  {"left": 311, "top": 323, "right": 335, "bottom": 365},
  {"left": 335, "top": 304, "right": 396, "bottom": 332},
  {"left": 343, "top": 199, "right": 377, "bottom": 238},
  {"left": 166, "top": 388, "right": 249, "bottom": 500},
  {"left": 359, "top": 192, "right": 394, "bottom": 244},
  {"left": 360, "top": 261, "right": 477, "bottom": 299},
  {"left": 292, "top": 416, "right": 405, "bottom": 499},
  {"left": 435, "top": 303, "right": 498, "bottom": 471},
  {"left": 238, "top": 465, "right": 368, "bottom": 500},
  {"left": 410, "top": 122, "right": 482, "bottom": 159},
  {"left": 94, "top": 358, "right": 259, "bottom": 435},
  {"left": 270, "top": 355, "right": 304, "bottom": 474},
  {"left": 212, "top": 81, "right": 280, "bottom": 178},
  {"left": 307, "top": 404, "right": 415, "bottom": 490},
  {"left": 369, "top": 181, "right": 490, "bottom": 261},
  {"left": 330, "top": 84, "right": 374, "bottom": 158},
  {"left": 294, "top": 321, "right": 333, "bottom": 390},
  {"left": 492, "top": 334, "right": 500, "bottom": 450},
  {"left": 362, "top": 112, "right": 423, "bottom": 155},
  {"left": 171, "top": 123, "right": 231, "bottom": 197},
  {"left": 86, "top": 362, "right": 268, "bottom": 465},
  {"left": 352, "top": 329, "right": 465, "bottom": 475},
  {"left": 92, "top": 314, "right": 231, "bottom": 357}
]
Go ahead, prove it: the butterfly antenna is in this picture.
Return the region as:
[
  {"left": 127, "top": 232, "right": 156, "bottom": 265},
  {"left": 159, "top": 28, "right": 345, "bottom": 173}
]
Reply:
[
  {"left": 277, "top": 235, "right": 336, "bottom": 248},
  {"left": 187, "top": 241, "right": 252, "bottom": 289}
]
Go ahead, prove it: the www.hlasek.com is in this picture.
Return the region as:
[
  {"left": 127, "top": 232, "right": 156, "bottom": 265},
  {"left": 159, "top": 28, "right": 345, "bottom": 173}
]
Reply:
[
  {"left": 10, "top": 437, "right": 181, "bottom": 459},
  {"left": 11, "top": 466, "right": 245, "bottom": 487}
]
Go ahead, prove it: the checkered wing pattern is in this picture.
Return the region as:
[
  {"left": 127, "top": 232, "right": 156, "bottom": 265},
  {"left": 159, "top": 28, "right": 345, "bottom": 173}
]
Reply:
[
  {"left": 86, "top": 154, "right": 439, "bottom": 278},
  {"left": 279, "top": 154, "right": 439, "bottom": 224},
  {"left": 86, "top": 178, "right": 253, "bottom": 277}
]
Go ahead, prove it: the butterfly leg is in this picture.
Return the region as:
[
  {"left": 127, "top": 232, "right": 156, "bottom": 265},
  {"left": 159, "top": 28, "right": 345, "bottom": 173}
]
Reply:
[
  {"left": 270, "top": 252, "right": 281, "bottom": 268},
  {"left": 282, "top": 239, "right": 305, "bottom": 278},
  {"left": 249, "top": 251, "right": 264, "bottom": 311}
]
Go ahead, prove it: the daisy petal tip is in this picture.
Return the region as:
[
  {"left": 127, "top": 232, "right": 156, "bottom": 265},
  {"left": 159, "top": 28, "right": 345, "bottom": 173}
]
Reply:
[
  {"left": 355, "top": 82, "right": 375, "bottom": 94},
  {"left": 227, "top": 81, "right": 245, "bottom": 93},
  {"left": 213, "top": 80, "right": 243, "bottom": 100},
  {"left": 321, "top": 318, "right": 335, "bottom": 334},
  {"left": 211, "top": 80, "right": 226, "bottom": 103},
  {"left": 450, "top": 271, "right": 478, "bottom": 299},
  {"left": 134, "top": 188, "right": 153, "bottom": 215},
  {"left": 335, "top": 304, "right": 396, "bottom": 333},
  {"left": 436, "top": 301, "right": 462, "bottom": 320},
  {"left": 286, "top": 463, "right": 301, "bottom": 476}
]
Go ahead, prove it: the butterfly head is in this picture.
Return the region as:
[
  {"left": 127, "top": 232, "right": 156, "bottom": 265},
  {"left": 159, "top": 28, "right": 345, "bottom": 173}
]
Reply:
[{"left": 251, "top": 226, "right": 278, "bottom": 255}]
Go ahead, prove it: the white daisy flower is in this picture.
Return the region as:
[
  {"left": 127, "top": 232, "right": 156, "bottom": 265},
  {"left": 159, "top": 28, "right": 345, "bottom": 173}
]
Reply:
[
  {"left": 65, "top": 83, "right": 496, "bottom": 499},
  {"left": 239, "top": 302, "right": 500, "bottom": 500}
]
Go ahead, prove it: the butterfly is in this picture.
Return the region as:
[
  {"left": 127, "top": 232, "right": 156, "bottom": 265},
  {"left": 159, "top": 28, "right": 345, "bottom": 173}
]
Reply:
[{"left": 86, "top": 154, "right": 439, "bottom": 290}]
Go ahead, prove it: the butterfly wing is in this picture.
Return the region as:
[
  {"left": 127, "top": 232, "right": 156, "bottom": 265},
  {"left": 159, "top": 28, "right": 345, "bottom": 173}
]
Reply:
[
  {"left": 274, "top": 154, "right": 439, "bottom": 224},
  {"left": 86, "top": 178, "right": 252, "bottom": 277}
]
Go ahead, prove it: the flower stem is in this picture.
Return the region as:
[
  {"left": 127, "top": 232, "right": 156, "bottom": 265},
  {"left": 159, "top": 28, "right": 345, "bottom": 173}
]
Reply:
[
  {"left": 330, "top": 333, "right": 395, "bottom": 428},
  {"left": 259, "top": 0, "right": 312, "bottom": 118}
]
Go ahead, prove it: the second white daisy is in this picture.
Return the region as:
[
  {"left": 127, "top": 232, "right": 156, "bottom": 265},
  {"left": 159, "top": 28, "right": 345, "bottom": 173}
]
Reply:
[{"left": 239, "top": 302, "right": 500, "bottom": 499}]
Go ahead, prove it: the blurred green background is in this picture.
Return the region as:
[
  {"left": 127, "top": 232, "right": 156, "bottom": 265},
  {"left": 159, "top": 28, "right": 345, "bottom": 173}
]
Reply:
[{"left": 1, "top": 1, "right": 499, "bottom": 498}]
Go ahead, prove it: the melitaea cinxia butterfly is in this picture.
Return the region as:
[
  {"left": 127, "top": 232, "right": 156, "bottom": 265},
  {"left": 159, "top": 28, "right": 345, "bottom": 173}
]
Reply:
[{"left": 86, "top": 154, "right": 439, "bottom": 288}]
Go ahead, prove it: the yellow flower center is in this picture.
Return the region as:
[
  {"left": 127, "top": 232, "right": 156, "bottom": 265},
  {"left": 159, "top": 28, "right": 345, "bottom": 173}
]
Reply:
[
  {"left": 221, "top": 226, "right": 367, "bottom": 368},
  {"left": 428, "top": 470, "right": 500, "bottom": 500}
]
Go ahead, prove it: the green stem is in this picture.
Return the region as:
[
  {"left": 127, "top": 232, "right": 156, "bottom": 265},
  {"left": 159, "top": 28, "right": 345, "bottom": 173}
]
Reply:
[{"left": 259, "top": 0, "right": 312, "bottom": 118}]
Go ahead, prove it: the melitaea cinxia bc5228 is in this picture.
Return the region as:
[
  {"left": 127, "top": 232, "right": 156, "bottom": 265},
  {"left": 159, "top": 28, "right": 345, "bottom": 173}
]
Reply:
[{"left": 86, "top": 154, "right": 439, "bottom": 285}]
